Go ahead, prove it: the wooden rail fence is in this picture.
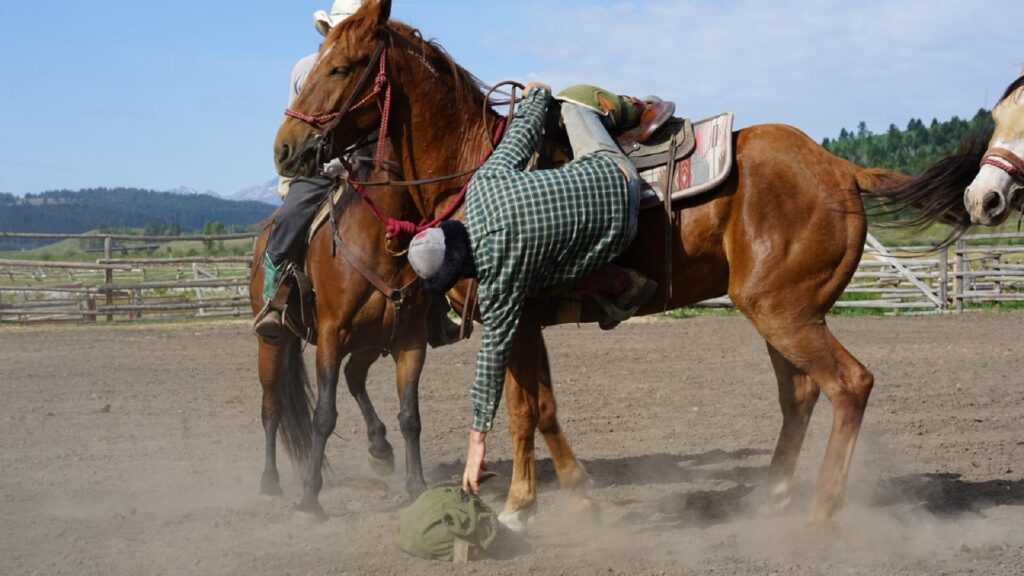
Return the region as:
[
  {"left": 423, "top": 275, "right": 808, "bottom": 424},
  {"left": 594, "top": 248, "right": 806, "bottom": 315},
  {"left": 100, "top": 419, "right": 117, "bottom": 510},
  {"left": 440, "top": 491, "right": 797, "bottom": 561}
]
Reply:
[
  {"left": 3, "top": 231, "right": 1024, "bottom": 324},
  {"left": 0, "top": 232, "right": 256, "bottom": 324}
]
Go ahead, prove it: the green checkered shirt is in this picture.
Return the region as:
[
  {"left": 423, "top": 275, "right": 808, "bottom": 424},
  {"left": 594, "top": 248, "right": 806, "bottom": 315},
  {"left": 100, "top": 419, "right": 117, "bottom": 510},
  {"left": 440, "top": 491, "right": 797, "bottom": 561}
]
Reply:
[{"left": 465, "top": 88, "right": 631, "bottom": 432}]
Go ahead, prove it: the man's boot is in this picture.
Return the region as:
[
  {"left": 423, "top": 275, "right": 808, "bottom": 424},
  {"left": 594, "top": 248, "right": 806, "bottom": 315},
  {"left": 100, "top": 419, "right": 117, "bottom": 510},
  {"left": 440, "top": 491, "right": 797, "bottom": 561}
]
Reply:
[
  {"left": 590, "top": 267, "right": 658, "bottom": 331},
  {"left": 252, "top": 254, "right": 286, "bottom": 341},
  {"left": 556, "top": 85, "right": 675, "bottom": 146}
]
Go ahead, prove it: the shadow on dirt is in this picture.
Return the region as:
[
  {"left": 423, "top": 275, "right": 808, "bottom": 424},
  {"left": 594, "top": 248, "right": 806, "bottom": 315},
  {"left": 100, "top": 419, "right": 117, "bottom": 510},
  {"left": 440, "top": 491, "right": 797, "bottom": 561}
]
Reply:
[
  {"left": 429, "top": 448, "right": 770, "bottom": 493},
  {"left": 873, "top": 473, "right": 1024, "bottom": 516}
]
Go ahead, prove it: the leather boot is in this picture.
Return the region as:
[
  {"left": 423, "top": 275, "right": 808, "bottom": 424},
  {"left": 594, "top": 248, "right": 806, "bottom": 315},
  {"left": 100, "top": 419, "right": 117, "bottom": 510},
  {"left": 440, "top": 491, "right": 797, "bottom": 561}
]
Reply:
[
  {"left": 591, "top": 268, "right": 658, "bottom": 331},
  {"left": 252, "top": 254, "right": 286, "bottom": 341}
]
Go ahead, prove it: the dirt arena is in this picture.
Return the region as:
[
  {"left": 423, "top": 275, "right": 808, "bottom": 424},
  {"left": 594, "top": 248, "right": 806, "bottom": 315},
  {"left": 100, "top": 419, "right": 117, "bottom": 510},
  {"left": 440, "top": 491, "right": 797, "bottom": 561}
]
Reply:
[{"left": 3, "top": 313, "right": 1023, "bottom": 575}]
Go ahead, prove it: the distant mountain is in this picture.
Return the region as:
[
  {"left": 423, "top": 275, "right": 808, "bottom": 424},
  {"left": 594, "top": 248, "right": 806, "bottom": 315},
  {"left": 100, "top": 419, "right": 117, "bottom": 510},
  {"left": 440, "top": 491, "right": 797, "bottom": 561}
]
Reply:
[
  {"left": 0, "top": 187, "right": 276, "bottom": 250},
  {"left": 167, "top": 185, "right": 219, "bottom": 196},
  {"left": 229, "top": 178, "right": 281, "bottom": 206}
]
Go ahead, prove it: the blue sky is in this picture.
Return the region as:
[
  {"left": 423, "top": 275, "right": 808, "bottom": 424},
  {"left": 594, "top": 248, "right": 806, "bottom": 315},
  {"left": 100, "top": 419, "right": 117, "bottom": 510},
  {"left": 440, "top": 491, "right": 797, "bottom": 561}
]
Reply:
[{"left": 0, "top": 0, "right": 1020, "bottom": 196}]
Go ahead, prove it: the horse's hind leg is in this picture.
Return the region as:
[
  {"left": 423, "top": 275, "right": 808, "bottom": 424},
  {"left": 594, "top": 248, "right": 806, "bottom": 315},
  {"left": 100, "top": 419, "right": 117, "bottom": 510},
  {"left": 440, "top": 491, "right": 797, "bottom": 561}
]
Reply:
[
  {"left": 344, "top": 349, "right": 395, "bottom": 476},
  {"left": 750, "top": 316, "right": 873, "bottom": 522},
  {"left": 394, "top": 345, "right": 427, "bottom": 497},
  {"left": 760, "top": 343, "right": 820, "bottom": 510},
  {"left": 257, "top": 339, "right": 285, "bottom": 496}
]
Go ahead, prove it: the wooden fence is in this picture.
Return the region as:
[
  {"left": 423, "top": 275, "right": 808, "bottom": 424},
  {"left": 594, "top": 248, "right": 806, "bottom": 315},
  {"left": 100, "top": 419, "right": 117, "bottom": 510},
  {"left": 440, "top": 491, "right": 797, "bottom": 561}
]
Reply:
[
  {"left": 683, "top": 232, "right": 1024, "bottom": 313},
  {"left": 2, "top": 231, "right": 1024, "bottom": 325},
  {"left": 0, "top": 232, "right": 256, "bottom": 325}
]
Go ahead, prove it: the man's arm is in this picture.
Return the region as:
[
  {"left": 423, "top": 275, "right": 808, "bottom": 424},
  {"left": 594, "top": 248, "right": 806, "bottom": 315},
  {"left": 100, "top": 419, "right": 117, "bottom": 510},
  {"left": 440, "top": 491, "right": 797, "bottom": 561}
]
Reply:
[
  {"left": 479, "top": 87, "right": 552, "bottom": 174},
  {"left": 470, "top": 290, "right": 525, "bottom": 433}
]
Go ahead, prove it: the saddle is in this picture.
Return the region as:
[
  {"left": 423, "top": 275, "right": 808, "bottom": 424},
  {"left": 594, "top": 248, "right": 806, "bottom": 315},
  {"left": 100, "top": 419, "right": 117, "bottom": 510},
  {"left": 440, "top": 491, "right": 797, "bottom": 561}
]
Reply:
[
  {"left": 623, "top": 112, "right": 736, "bottom": 210},
  {"left": 616, "top": 97, "right": 678, "bottom": 151}
]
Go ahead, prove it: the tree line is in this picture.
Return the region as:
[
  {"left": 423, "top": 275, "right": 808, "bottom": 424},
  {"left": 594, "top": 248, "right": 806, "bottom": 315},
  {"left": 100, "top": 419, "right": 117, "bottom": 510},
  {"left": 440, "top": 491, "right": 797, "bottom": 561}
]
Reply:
[
  {"left": 0, "top": 188, "right": 274, "bottom": 251},
  {"left": 822, "top": 108, "right": 993, "bottom": 176}
]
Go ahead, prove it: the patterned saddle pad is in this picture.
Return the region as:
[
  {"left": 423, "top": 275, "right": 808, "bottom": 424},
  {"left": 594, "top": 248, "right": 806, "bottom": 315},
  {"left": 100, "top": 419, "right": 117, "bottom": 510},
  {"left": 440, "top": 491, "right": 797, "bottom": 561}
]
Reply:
[{"left": 631, "top": 112, "right": 735, "bottom": 209}]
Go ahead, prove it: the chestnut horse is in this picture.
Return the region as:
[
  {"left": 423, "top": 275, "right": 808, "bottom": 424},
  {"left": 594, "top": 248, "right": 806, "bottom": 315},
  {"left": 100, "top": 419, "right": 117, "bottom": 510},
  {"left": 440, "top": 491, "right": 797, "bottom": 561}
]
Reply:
[
  {"left": 274, "top": 0, "right": 917, "bottom": 526},
  {"left": 249, "top": 148, "right": 434, "bottom": 515}
]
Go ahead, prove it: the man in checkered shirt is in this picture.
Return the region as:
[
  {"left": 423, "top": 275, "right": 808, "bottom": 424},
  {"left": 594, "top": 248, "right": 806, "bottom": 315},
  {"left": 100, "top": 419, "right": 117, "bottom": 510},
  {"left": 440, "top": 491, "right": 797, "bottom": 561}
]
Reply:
[{"left": 407, "top": 82, "right": 656, "bottom": 495}]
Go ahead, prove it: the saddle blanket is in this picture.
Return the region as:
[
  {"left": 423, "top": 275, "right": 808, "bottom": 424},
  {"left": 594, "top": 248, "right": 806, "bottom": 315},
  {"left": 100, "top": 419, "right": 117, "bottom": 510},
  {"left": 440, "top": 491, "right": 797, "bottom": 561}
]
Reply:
[
  {"left": 637, "top": 112, "right": 734, "bottom": 209},
  {"left": 308, "top": 186, "right": 345, "bottom": 244}
]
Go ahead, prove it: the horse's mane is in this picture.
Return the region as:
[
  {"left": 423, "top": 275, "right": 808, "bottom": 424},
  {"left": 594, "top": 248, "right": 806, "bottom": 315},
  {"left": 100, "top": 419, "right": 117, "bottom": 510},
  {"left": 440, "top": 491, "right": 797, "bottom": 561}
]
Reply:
[
  {"left": 999, "top": 75, "right": 1024, "bottom": 105},
  {"left": 384, "top": 21, "right": 500, "bottom": 113}
]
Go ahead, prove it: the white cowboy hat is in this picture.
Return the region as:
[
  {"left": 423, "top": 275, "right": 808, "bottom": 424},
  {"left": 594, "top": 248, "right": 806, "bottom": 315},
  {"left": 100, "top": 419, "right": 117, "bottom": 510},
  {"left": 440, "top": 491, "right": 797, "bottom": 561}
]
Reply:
[{"left": 313, "top": 0, "right": 365, "bottom": 37}]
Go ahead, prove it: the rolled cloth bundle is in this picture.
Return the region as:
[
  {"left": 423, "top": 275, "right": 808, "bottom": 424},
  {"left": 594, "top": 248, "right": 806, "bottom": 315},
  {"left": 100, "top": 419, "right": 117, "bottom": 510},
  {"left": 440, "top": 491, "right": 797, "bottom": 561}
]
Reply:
[{"left": 396, "top": 486, "right": 500, "bottom": 561}]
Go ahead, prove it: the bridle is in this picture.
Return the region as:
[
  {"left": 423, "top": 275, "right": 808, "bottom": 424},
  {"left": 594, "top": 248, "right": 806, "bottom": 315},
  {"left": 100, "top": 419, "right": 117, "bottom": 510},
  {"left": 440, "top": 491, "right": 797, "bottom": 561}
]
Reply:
[
  {"left": 283, "top": 30, "right": 521, "bottom": 245},
  {"left": 286, "top": 39, "right": 392, "bottom": 171},
  {"left": 981, "top": 147, "right": 1024, "bottom": 183},
  {"left": 281, "top": 29, "right": 520, "bottom": 354}
]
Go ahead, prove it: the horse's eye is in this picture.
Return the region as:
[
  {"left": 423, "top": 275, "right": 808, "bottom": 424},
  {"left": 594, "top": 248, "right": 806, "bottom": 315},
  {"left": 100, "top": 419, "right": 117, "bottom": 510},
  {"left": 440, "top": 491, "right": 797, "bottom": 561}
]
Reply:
[{"left": 331, "top": 66, "right": 350, "bottom": 77}]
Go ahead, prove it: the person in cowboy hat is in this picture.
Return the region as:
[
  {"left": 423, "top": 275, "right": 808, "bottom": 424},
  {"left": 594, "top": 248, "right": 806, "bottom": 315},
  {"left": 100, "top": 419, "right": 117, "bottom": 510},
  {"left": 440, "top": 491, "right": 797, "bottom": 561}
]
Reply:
[
  {"left": 406, "top": 82, "right": 657, "bottom": 496},
  {"left": 253, "top": 0, "right": 367, "bottom": 340}
]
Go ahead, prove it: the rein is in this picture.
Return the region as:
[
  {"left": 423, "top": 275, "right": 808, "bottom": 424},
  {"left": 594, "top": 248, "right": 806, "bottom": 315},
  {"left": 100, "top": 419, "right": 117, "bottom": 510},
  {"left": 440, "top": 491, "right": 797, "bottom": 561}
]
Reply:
[
  {"left": 284, "top": 31, "right": 523, "bottom": 244},
  {"left": 285, "top": 39, "right": 391, "bottom": 170},
  {"left": 344, "top": 117, "right": 506, "bottom": 240},
  {"left": 982, "top": 147, "right": 1024, "bottom": 182}
]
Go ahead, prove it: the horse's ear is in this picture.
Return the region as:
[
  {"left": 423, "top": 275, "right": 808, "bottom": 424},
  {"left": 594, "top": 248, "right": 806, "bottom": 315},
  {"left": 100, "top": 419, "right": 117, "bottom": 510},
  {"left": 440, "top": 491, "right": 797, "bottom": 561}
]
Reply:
[
  {"left": 1019, "top": 64, "right": 1024, "bottom": 77},
  {"left": 376, "top": 0, "right": 392, "bottom": 27}
]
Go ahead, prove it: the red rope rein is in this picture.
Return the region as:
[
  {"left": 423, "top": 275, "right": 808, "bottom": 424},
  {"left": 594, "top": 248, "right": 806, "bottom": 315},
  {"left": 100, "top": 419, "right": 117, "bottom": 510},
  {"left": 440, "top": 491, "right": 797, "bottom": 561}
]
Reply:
[
  {"left": 348, "top": 117, "right": 506, "bottom": 240},
  {"left": 285, "top": 42, "right": 514, "bottom": 243},
  {"left": 284, "top": 47, "right": 391, "bottom": 168}
]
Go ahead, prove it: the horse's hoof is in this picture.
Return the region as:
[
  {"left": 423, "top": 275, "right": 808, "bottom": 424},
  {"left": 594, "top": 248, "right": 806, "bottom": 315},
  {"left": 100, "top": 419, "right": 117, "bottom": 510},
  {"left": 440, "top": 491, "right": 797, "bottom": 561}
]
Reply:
[
  {"left": 260, "top": 483, "right": 284, "bottom": 497},
  {"left": 406, "top": 478, "right": 427, "bottom": 498},
  {"left": 368, "top": 450, "right": 396, "bottom": 477},
  {"left": 568, "top": 497, "right": 601, "bottom": 522},
  {"left": 498, "top": 509, "right": 535, "bottom": 534},
  {"left": 743, "top": 481, "right": 791, "bottom": 515},
  {"left": 293, "top": 500, "right": 327, "bottom": 523}
]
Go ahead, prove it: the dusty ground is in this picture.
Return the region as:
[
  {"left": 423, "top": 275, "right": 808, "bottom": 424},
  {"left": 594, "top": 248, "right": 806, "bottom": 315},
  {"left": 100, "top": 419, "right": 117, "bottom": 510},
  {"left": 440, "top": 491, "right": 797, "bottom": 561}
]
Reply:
[{"left": 2, "top": 313, "right": 1023, "bottom": 575}]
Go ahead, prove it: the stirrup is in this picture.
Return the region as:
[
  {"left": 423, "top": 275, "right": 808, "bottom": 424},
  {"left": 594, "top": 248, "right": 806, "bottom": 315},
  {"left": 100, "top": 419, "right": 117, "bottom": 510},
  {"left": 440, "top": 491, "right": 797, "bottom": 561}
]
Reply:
[
  {"left": 252, "top": 302, "right": 284, "bottom": 342},
  {"left": 591, "top": 275, "right": 658, "bottom": 325}
]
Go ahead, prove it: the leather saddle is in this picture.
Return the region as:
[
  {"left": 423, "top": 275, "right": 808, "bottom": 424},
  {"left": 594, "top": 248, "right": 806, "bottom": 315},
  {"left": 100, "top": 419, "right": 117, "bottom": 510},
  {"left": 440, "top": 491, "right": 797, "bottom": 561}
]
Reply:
[
  {"left": 623, "top": 117, "right": 696, "bottom": 172},
  {"left": 616, "top": 97, "right": 678, "bottom": 151}
]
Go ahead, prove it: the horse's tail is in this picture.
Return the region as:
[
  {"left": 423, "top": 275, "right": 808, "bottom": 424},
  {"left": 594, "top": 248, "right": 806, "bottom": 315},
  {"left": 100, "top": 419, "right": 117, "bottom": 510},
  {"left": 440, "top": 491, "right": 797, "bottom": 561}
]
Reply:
[
  {"left": 278, "top": 338, "right": 315, "bottom": 468},
  {"left": 851, "top": 130, "right": 993, "bottom": 242},
  {"left": 853, "top": 167, "right": 913, "bottom": 195}
]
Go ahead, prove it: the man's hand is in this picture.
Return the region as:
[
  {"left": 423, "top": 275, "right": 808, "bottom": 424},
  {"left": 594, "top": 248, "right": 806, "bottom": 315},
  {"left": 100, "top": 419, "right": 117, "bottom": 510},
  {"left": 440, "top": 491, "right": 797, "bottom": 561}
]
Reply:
[
  {"left": 524, "top": 82, "right": 551, "bottom": 96},
  {"left": 462, "top": 430, "right": 488, "bottom": 494}
]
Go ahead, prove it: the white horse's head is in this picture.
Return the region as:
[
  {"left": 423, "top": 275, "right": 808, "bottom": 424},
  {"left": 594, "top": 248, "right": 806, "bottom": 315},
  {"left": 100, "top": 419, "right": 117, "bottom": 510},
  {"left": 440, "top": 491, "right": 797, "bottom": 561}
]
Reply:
[{"left": 964, "top": 68, "right": 1024, "bottom": 225}]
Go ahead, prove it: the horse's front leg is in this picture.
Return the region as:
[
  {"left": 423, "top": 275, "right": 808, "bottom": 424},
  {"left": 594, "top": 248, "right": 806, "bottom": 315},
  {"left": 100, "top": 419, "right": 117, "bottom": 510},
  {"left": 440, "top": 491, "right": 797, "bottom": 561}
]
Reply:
[
  {"left": 344, "top": 349, "right": 395, "bottom": 476},
  {"left": 257, "top": 338, "right": 285, "bottom": 496},
  {"left": 499, "top": 315, "right": 544, "bottom": 532},
  {"left": 394, "top": 344, "right": 428, "bottom": 497},
  {"left": 295, "top": 329, "right": 346, "bottom": 518}
]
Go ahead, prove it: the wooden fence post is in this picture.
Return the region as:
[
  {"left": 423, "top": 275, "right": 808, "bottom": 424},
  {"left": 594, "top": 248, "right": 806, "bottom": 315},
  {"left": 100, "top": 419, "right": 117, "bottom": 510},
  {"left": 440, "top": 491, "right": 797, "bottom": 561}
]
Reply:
[
  {"left": 954, "top": 238, "right": 966, "bottom": 313},
  {"left": 84, "top": 297, "right": 97, "bottom": 323},
  {"left": 938, "top": 246, "right": 949, "bottom": 311},
  {"left": 103, "top": 236, "right": 114, "bottom": 322}
]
